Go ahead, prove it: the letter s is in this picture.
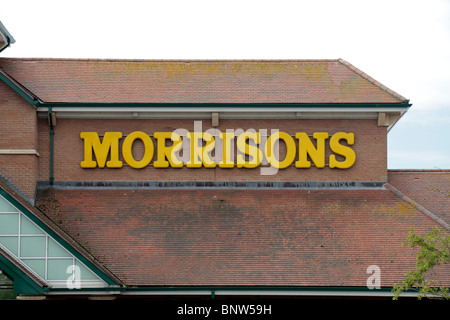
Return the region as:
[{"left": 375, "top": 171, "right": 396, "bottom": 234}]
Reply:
[{"left": 329, "top": 132, "right": 356, "bottom": 169}]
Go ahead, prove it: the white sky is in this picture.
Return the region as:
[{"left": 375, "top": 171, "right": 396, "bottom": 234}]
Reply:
[{"left": 1, "top": 0, "right": 449, "bottom": 169}]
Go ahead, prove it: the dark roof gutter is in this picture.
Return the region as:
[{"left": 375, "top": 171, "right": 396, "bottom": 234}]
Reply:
[{"left": 0, "top": 69, "right": 41, "bottom": 106}]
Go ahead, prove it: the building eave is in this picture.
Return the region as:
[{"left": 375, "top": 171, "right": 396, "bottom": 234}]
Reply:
[
  {"left": 35, "top": 102, "right": 411, "bottom": 129},
  {"left": 0, "top": 21, "right": 15, "bottom": 53}
]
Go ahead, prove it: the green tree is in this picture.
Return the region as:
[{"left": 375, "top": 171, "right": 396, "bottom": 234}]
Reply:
[{"left": 393, "top": 227, "right": 450, "bottom": 300}]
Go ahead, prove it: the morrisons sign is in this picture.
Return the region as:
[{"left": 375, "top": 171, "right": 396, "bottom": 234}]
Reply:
[{"left": 80, "top": 128, "right": 356, "bottom": 172}]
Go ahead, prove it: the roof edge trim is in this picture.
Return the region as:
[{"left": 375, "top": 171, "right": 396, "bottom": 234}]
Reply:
[
  {"left": 45, "top": 285, "right": 415, "bottom": 298},
  {"left": 0, "top": 69, "right": 41, "bottom": 107},
  {"left": 338, "top": 59, "right": 409, "bottom": 104},
  {"left": 37, "top": 102, "right": 412, "bottom": 108},
  {"left": 0, "top": 21, "right": 15, "bottom": 53},
  {"left": 385, "top": 183, "right": 450, "bottom": 231}
]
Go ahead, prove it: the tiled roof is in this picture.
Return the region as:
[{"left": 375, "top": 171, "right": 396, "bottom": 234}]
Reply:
[
  {"left": 35, "top": 185, "right": 449, "bottom": 288},
  {"left": 0, "top": 58, "right": 408, "bottom": 104},
  {"left": 388, "top": 170, "right": 450, "bottom": 226}
]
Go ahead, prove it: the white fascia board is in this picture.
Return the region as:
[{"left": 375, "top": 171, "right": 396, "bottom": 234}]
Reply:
[
  {"left": 48, "top": 280, "right": 109, "bottom": 289},
  {"left": 118, "top": 289, "right": 417, "bottom": 298},
  {"left": 212, "top": 290, "right": 413, "bottom": 297},
  {"left": 43, "top": 287, "right": 420, "bottom": 298},
  {"left": 37, "top": 106, "right": 409, "bottom": 120},
  {"left": 37, "top": 112, "right": 379, "bottom": 120}
]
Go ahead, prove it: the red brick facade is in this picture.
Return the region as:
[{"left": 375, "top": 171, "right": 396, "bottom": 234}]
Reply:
[{"left": 0, "top": 81, "right": 38, "bottom": 199}]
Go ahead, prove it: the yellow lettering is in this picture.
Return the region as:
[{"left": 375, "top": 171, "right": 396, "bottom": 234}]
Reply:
[
  {"left": 122, "top": 131, "right": 154, "bottom": 169},
  {"left": 236, "top": 132, "right": 263, "bottom": 168},
  {"left": 80, "top": 130, "right": 356, "bottom": 171},
  {"left": 218, "top": 132, "right": 235, "bottom": 168},
  {"left": 153, "top": 132, "right": 183, "bottom": 168},
  {"left": 80, "top": 132, "right": 123, "bottom": 168},
  {"left": 295, "top": 132, "right": 329, "bottom": 168},
  {"left": 265, "top": 131, "right": 296, "bottom": 169},
  {"left": 329, "top": 132, "right": 356, "bottom": 169},
  {"left": 186, "top": 132, "right": 216, "bottom": 168}
]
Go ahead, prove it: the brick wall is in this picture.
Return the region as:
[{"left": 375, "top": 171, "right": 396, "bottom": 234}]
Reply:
[
  {"left": 0, "top": 81, "right": 39, "bottom": 200},
  {"left": 37, "top": 117, "right": 387, "bottom": 183}
]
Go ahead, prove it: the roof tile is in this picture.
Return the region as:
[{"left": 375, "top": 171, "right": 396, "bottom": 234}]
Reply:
[
  {"left": 388, "top": 170, "right": 450, "bottom": 225},
  {"left": 0, "top": 58, "right": 408, "bottom": 104},
  {"left": 35, "top": 186, "right": 450, "bottom": 287}
]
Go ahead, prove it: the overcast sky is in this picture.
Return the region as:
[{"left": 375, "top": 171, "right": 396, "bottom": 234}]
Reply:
[{"left": 1, "top": 0, "right": 449, "bottom": 169}]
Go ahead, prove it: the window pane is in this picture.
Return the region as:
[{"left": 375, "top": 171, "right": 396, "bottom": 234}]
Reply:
[
  {"left": 20, "top": 236, "right": 46, "bottom": 257},
  {"left": 20, "top": 215, "right": 44, "bottom": 235},
  {"left": 22, "top": 259, "right": 45, "bottom": 278},
  {"left": 47, "top": 259, "right": 73, "bottom": 281},
  {"left": 76, "top": 260, "right": 100, "bottom": 280},
  {"left": 0, "top": 213, "right": 19, "bottom": 234},
  {"left": 0, "top": 236, "right": 18, "bottom": 255},
  {"left": 48, "top": 238, "right": 71, "bottom": 257},
  {"left": 0, "top": 197, "right": 17, "bottom": 213}
]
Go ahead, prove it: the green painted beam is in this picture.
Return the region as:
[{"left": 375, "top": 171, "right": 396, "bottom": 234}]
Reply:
[
  {"left": 0, "top": 71, "right": 40, "bottom": 107},
  {"left": 0, "top": 254, "right": 46, "bottom": 295}
]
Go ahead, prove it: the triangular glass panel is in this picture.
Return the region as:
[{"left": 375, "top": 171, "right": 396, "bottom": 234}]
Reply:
[
  {"left": 0, "top": 196, "right": 18, "bottom": 213},
  {"left": 20, "top": 215, "right": 44, "bottom": 235}
]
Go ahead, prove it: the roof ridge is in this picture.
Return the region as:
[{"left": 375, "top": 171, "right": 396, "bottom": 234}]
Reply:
[
  {"left": 338, "top": 58, "right": 409, "bottom": 103},
  {"left": 0, "top": 58, "right": 410, "bottom": 105}
]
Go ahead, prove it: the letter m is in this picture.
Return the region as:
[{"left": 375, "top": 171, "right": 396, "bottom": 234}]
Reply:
[{"left": 80, "top": 132, "right": 123, "bottom": 168}]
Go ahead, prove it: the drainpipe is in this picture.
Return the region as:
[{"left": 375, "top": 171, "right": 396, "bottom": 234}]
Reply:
[{"left": 48, "top": 106, "right": 55, "bottom": 185}]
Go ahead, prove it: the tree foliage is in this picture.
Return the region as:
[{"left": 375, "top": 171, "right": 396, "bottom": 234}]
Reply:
[{"left": 393, "top": 227, "right": 450, "bottom": 300}]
